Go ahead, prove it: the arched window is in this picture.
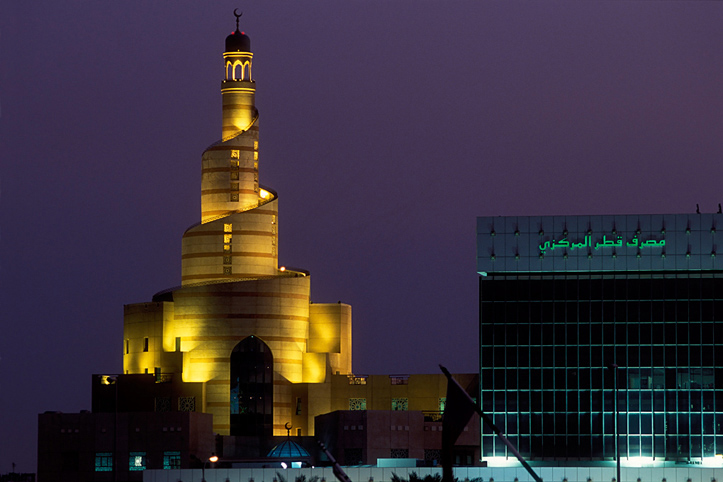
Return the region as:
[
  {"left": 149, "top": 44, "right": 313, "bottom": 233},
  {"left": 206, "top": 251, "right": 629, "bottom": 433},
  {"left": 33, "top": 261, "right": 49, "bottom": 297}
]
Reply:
[
  {"left": 233, "top": 61, "right": 245, "bottom": 81},
  {"left": 230, "top": 336, "right": 273, "bottom": 436},
  {"left": 226, "top": 62, "right": 234, "bottom": 80}
]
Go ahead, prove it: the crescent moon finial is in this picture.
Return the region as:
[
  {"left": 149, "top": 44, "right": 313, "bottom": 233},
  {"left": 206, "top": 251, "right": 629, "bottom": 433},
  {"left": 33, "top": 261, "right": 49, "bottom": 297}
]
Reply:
[
  {"left": 233, "top": 9, "right": 243, "bottom": 31},
  {"left": 285, "top": 422, "right": 292, "bottom": 430}
]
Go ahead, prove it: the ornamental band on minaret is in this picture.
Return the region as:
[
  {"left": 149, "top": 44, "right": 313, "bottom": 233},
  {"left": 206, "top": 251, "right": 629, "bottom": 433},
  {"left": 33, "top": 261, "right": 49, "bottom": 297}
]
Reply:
[{"left": 122, "top": 13, "right": 352, "bottom": 439}]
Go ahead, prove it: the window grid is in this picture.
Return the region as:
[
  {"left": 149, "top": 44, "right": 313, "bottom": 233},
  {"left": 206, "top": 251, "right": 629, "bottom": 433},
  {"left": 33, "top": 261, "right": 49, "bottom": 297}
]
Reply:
[
  {"left": 94, "top": 452, "right": 113, "bottom": 472},
  {"left": 480, "top": 274, "right": 723, "bottom": 461}
]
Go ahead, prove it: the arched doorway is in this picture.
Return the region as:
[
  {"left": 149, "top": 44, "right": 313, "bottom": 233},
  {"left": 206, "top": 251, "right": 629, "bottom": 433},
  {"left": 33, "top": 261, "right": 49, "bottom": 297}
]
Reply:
[{"left": 230, "top": 336, "right": 273, "bottom": 436}]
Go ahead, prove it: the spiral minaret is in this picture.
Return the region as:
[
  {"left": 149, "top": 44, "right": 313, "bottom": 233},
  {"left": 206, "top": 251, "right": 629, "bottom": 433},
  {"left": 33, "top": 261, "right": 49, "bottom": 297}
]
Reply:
[{"left": 122, "top": 14, "right": 352, "bottom": 439}]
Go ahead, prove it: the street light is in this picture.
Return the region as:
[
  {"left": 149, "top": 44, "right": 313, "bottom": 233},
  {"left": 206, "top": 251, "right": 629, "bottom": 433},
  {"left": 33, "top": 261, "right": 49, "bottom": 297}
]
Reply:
[{"left": 202, "top": 453, "right": 218, "bottom": 482}]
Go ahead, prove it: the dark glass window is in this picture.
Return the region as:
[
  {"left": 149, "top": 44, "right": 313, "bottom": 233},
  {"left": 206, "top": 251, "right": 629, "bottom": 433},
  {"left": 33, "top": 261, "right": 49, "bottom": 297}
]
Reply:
[{"left": 230, "top": 336, "right": 273, "bottom": 437}]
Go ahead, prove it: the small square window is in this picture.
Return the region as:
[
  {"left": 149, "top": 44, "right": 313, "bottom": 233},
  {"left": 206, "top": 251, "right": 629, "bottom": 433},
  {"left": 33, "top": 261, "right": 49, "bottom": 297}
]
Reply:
[
  {"left": 224, "top": 224, "right": 233, "bottom": 233},
  {"left": 179, "top": 396, "right": 196, "bottom": 412},
  {"left": 223, "top": 256, "right": 232, "bottom": 265},
  {"left": 163, "top": 451, "right": 181, "bottom": 470},
  {"left": 230, "top": 193, "right": 239, "bottom": 202},
  {"left": 129, "top": 452, "right": 146, "bottom": 471},
  {"left": 230, "top": 171, "right": 239, "bottom": 180},
  {"left": 155, "top": 397, "right": 171, "bottom": 412},
  {"left": 223, "top": 267, "right": 232, "bottom": 275},
  {"left": 349, "top": 398, "right": 367, "bottom": 410},
  {"left": 231, "top": 150, "right": 240, "bottom": 159},
  {"left": 223, "top": 244, "right": 232, "bottom": 253},
  {"left": 94, "top": 452, "right": 113, "bottom": 472}
]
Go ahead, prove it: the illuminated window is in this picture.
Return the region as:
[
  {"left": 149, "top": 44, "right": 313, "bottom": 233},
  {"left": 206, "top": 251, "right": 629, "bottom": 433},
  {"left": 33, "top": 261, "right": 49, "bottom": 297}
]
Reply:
[
  {"left": 391, "top": 398, "right": 408, "bottom": 411},
  {"left": 175, "top": 337, "right": 181, "bottom": 352},
  {"left": 129, "top": 452, "right": 146, "bottom": 471},
  {"left": 94, "top": 452, "right": 113, "bottom": 472},
  {"left": 224, "top": 234, "right": 233, "bottom": 244},
  {"left": 231, "top": 160, "right": 240, "bottom": 167},
  {"left": 349, "top": 398, "right": 367, "bottom": 411},
  {"left": 179, "top": 397, "right": 196, "bottom": 412},
  {"left": 223, "top": 244, "right": 232, "bottom": 253},
  {"left": 271, "top": 215, "right": 276, "bottom": 225},
  {"left": 253, "top": 161, "right": 258, "bottom": 170},
  {"left": 439, "top": 397, "right": 446, "bottom": 412},
  {"left": 231, "top": 150, "right": 240, "bottom": 159},
  {"left": 254, "top": 141, "right": 258, "bottom": 150},
  {"left": 254, "top": 151, "right": 258, "bottom": 161},
  {"left": 143, "top": 338, "right": 149, "bottom": 352},
  {"left": 224, "top": 224, "right": 233, "bottom": 233},
  {"left": 163, "top": 451, "right": 181, "bottom": 469}
]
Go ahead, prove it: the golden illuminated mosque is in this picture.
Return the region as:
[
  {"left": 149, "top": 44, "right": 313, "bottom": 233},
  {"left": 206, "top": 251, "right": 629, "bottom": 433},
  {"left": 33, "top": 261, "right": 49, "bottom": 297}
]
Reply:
[
  {"left": 122, "top": 16, "right": 352, "bottom": 439},
  {"left": 37, "top": 17, "right": 478, "bottom": 480}
]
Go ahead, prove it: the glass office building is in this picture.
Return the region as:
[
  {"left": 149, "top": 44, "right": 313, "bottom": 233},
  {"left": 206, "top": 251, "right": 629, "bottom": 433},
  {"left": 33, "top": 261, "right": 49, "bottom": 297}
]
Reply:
[{"left": 477, "top": 213, "right": 723, "bottom": 463}]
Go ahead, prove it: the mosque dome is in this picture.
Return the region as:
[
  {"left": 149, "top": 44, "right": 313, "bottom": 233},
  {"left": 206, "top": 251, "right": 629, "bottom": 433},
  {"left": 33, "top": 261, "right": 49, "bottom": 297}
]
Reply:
[
  {"left": 266, "top": 440, "right": 311, "bottom": 459},
  {"left": 226, "top": 29, "right": 250, "bottom": 52}
]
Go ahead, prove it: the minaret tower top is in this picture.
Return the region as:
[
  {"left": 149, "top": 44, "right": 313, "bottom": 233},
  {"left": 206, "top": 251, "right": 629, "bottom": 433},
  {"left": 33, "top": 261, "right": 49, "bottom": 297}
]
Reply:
[{"left": 221, "top": 9, "right": 256, "bottom": 139}]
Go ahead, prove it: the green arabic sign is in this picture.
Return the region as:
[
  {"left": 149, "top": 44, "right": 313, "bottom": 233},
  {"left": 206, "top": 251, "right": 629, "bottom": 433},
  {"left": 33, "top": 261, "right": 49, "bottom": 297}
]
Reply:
[{"left": 539, "top": 234, "right": 665, "bottom": 253}]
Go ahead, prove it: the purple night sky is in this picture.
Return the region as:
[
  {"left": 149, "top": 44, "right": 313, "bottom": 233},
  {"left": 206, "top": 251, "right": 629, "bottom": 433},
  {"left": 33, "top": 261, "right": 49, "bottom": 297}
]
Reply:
[{"left": 1, "top": 1, "right": 721, "bottom": 473}]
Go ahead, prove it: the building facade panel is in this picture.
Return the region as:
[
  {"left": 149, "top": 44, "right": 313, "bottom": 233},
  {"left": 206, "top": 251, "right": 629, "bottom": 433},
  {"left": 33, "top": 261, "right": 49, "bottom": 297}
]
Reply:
[{"left": 478, "top": 213, "right": 723, "bottom": 463}]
